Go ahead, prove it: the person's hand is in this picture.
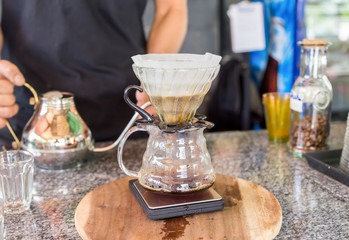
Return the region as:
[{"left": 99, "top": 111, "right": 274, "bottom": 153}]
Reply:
[
  {"left": 135, "top": 88, "right": 157, "bottom": 117},
  {"left": 0, "top": 60, "right": 25, "bottom": 129}
]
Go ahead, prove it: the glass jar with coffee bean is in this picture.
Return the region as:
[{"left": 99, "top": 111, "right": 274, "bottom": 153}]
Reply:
[{"left": 288, "top": 39, "right": 333, "bottom": 156}]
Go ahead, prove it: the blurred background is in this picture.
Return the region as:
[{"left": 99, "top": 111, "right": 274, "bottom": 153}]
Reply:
[
  {"left": 305, "top": 0, "right": 349, "bottom": 121},
  {"left": 143, "top": 0, "right": 349, "bottom": 128}
]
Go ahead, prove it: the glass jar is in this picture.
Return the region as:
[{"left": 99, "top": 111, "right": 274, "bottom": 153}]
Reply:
[{"left": 288, "top": 39, "right": 332, "bottom": 155}]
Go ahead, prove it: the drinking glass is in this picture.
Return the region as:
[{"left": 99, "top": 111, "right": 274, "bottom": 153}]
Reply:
[
  {"left": 0, "top": 199, "right": 3, "bottom": 240},
  {"left": 262, "top": 92, "right": 291, "bottom": 143},
  {"left": 0, "top": 150, "right": 34, "bottom": 214},
  {"left": 340, "top": 113, "right": 349, "bottom": 174}
]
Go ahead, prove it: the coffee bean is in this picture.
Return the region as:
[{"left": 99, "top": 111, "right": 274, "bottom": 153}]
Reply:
[{"left": 290, "top": 114, "right": 328, "bottom": 150}]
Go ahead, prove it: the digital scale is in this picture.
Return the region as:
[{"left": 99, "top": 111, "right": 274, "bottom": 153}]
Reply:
[{"left": 129, "top": 179, "right": 224, "bottom": 220}]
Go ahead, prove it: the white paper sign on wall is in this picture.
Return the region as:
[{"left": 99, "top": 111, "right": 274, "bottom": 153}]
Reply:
[{"left": 227, "top": 1, "right": 266, "bottom": 53}]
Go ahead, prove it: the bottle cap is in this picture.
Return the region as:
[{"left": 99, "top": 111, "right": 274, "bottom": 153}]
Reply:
[{"left": 299, "top": 39, "right": 329, "bottom": 47}]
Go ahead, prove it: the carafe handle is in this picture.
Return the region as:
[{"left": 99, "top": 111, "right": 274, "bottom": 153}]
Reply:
[
  {"left": 92, "top": 85, "right": 153, "bottom": 153},
  {"left": 117, "top": 125, "right": 147, "bottom": 177},
  {"left": 124, "top": 85, "right": 154, "bottom": 123},
  {"left": 93, "top": 101, "right": 151, "bottom": 152}
]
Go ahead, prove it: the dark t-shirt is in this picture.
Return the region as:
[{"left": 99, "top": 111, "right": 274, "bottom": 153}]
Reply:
[{"left": 0, "top": 0, "right": 147, "bottom": 146}]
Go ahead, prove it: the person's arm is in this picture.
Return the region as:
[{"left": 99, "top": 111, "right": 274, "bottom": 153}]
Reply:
[
  {"left": 0, "top": 28, "right": 26, "bottom": 129},
  {"left": 136, "top": 0, "right": 188, "bottom": 111},
  {"left": 146, "top": 0, "right": 188, "bottom": 53}
]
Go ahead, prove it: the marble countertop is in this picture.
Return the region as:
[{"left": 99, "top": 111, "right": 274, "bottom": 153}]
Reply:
[{"left": 4, "top": 122, "right": 349, "bottom": 240}]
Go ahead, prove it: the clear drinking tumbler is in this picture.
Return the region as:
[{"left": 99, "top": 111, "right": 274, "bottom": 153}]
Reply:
[
  {"left": 340, "top": 113, "right": 349, "bottom": 174},
  {"left": 0, "top": 150, "right": 34, "bottom": 214},
  {"left": 0, "top": 199, "right": 3, "bottom": 239}
]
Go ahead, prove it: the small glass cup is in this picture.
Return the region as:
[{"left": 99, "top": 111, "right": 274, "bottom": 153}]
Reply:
[
  {"left": 340, "top": 113, "right": 349, "bottom": 174},
  {"left": 262, "top": 92, "right": 291, "bottom": 143},
  {"left": 0, "top": 150, "right": 34, "bottom": 214},
  {"left": 0, "top": 199, "right": 4, "bottom": 240}
]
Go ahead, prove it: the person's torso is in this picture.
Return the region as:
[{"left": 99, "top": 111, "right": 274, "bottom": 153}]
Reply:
[{"left": 0, "top": 0, "right": 147, "bottom": 145}]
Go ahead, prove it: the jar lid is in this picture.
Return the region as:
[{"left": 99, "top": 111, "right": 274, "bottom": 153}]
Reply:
[{"left": 298, "top": 39, "right": 331, "bottom": 47}]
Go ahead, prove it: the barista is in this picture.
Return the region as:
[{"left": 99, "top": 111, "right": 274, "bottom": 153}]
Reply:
[{"left": 0, "top": 0, "right": 188, "bottom": 148}]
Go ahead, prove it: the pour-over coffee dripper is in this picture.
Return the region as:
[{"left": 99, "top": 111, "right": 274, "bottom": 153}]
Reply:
[
  {"left": 132, "top": 53, "right": 221, "bottom": 125},
  {"left": 118, "top": 53, "right": 222, "bottom": 193}
]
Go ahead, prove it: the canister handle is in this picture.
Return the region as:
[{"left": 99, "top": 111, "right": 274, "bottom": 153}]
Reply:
[
  {"left": 4, "top": 82, "right": 39, "bottom": 150},
  {"left": 313, "top": 90, "right": 330, "bottom": 111},
  {"left": 117, "top": 125, "right": 148, "bottom": 177}
]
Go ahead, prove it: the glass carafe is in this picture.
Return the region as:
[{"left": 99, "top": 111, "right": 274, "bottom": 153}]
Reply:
[
  {"left": 288, "top": 39, "right": 332, "bottom": 155},
  {"left": 118, "top": 121, "right": 215, "bottom": 193}
]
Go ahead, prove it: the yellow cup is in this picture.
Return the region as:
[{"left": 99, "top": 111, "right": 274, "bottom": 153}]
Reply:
[{"left": 262, "top": 92, "right": 291, "bottom": 143}]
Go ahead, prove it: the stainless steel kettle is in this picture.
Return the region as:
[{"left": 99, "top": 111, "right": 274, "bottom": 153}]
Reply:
[
  {"left": 21, "top": 91, "right": 93, "bottom": 170},
  {"left": 5, "top": 84, "right": 150, "bottom": 170}
]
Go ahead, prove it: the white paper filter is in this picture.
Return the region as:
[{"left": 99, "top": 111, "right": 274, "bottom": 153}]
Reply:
[{"left": 131, "top": 53, "right": 221, "bottom": 123}]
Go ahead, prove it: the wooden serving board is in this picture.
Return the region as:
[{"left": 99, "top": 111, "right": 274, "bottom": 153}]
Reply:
[{"left": 75, "top": 174, "right": 282, "bottom": 240}]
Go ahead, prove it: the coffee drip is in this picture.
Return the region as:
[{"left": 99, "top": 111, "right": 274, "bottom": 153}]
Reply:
[
  {"left": 118, "top": 53, "right": 222, "bottom": 193},
  {"left": 149, "top": 94, "right": 205, "bottom": 124}
]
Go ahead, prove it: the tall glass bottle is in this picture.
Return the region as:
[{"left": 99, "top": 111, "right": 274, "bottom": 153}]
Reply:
[{"left": 288, "top": 39, "right": 332, "bottom": 156}]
